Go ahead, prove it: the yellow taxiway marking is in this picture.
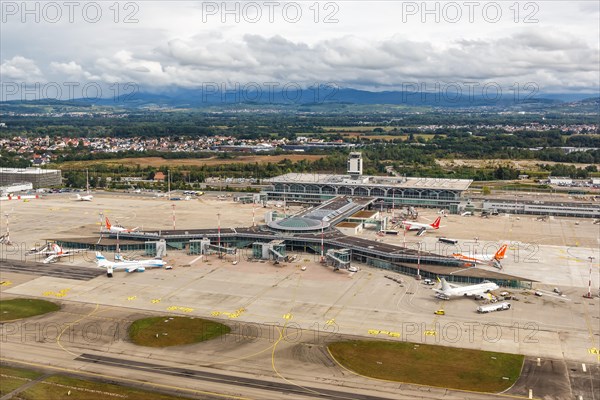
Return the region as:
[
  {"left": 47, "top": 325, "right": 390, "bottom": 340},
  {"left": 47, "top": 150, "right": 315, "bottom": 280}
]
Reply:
[
  {"left": 425, "top": 330, "right": 437, "bottom": 336},
  {"left": 0, "top": 280, "right": 13, "bottom": 286},
  {"left": 211, "top": 308, "right": 246, "bottom": 319},
  {"left": 151, "top": 298, "right": 161, "bottom": 304},
  {"left": 589, "top": 347, "right": 599, "bottom": 355},
  {"left": 167, "top": 306, "right": 194, "bottom": 313},
  {"left": 368, "top": 329, "right": 400, "bottom": 338},
  {"left": 43, "top": 289, "right": 70, "bottom": 298},
  {"left": 325, "top": 319, "right": 335, "bottom": 326},
  {"left": 282, "top": 313, "right": 292, "bottom": 320},
  {"left": 127, "top": 296, "right": 137, "bottom": 301}
]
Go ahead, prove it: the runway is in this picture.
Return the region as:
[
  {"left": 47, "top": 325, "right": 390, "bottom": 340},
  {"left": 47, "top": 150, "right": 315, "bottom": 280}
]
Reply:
[{"left": 76, "top": 353, "right": 394, "bottom": 400}]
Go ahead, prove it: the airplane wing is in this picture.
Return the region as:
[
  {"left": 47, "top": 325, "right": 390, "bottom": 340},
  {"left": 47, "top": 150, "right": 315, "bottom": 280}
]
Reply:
[
  {"left": 416, "top": 227, "right": 427, "bottom": 236},
  {"left": 43, "top": 254, "right": 59, "bottom": 263},
  {"left": 467, "top": 289, "right": 489, "bottom": 298},
  {"left": 62, "top": 249, "right": 86, "bottom": 256}
]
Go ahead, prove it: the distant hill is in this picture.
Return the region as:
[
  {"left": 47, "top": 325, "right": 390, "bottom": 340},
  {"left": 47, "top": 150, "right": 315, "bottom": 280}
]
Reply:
[{"left": 1, "top": 87, "right": 598, "bottom": 112}]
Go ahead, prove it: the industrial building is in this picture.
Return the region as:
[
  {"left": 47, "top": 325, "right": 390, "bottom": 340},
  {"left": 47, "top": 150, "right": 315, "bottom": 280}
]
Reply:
[
  {"left": 0, "top": 167, "right": 62, "bottom": 188},
  {"left": 480, "top": 199, "right": 600, "bottom": 218},
  {"left": 263, "top": 153, "right": 473, "bottom": 213},
  {"left": 0, "top": 182, "right": 33, "bottom": 196}
]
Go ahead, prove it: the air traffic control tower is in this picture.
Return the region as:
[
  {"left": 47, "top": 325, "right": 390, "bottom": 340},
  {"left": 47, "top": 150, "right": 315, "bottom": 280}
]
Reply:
[{"left": 347, "top": 152, "right": 363, "bottom": 178}]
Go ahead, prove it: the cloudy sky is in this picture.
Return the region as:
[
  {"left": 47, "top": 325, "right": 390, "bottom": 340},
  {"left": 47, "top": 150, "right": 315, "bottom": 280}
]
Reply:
[{"left": 1, "top": 1, "right": 599, "bottom": 99}]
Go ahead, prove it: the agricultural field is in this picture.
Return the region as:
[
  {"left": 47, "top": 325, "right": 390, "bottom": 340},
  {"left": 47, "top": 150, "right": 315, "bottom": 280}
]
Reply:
[
  {"left": 436, "top": 158, "right": 598, "bottom": 171},
  {"left": 57, "top": 154, "right": 325, "bottom": 169}
]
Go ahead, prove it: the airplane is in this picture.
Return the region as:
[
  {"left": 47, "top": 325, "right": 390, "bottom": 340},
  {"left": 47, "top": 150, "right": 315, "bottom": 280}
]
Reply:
[
  {"left": 95, "top": 252, "right": 168, "bottom": 277},
  {"left": 75, "top": 193, "right": 93, "bottom": 201},
  {"left": 75, "top": 169, "right": 93, "bottom": 201},
  {"left": 452, "top": 244, "right": 508, "bottom": 268},
  {"left": 400, "top": 216, "right": 441, "bottom": 236},
  {"left": 433, "top": 277, "right": 499, "bottom": 300},
  {"left": 27, "top": 243, "right": 86, "bottom": 263},
  {"left": 104, "top": 217, "right": 139, "bottom": 234}
]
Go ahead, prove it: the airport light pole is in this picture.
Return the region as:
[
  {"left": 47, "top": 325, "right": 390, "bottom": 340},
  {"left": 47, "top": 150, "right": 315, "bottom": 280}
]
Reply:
[
  {"left": 217, "top": 212, "right": 221, "bottom": 258},
  {"left": 416, "top": 241, "right": 422, "bottom": 280},
  {"left": 171, "top": 204, "right": 176, "bottom": 231},
  {"left": 3, "top": 213, "right": 10, "bottom": 245},
  {"left": 283, "top": 184, "right": 288, "bottom": 215},
  {"left": 584, "top": 256, "right": 595, "bottom": 299},
  {"left": 167, "top": 169, "right": 171, "bottom": 200},
  {"left": 320, "top": 220, "right": 325, "bottom": 263}
]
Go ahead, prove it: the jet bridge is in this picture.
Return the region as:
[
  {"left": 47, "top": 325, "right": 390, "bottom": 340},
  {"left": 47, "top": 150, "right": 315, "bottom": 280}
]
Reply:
[
  {"left": 252, "top": 240, "right": 287, "bottom": 262},
  {"left": 189, "top": 238, "right": 237, "bottom": 256},
  {"left": 326, "top": 248, "right": 351, "bottom": 271}
]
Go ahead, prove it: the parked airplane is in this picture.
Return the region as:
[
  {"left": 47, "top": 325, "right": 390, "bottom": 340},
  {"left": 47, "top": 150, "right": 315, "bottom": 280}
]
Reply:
[
  {"left": 75, "top": 193, "right": 93, "bottom": 201},
  {"left": 400, "top": 216, "right": 441, "bottom": 236},
  {"left": 75, "top": 169, "right": 93, "bottom": 201},
  {"left": 434, "top": 277, "right": 499, "bottom": 300},
  {"left": 95, "top": 252, "right": 167, "bottom": 277},
  {"left": 27, "top": 243, "right": 86, "bottom": 263},
  {"left": 452, "top": 244, "right": 508, "bottom": 268},
  {"left": 105, "top": 218, "right": 139, "bottom": 233}
]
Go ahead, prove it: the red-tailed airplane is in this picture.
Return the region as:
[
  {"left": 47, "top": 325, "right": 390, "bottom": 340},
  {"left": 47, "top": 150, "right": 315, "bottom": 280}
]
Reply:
[
  {"left": 452, "top": 244, "right": 508, "bottom": 268},
  {"left": 400, "top": 216, "right": 441, "bottom": 236},
  {"left": 105, "top": 218, "right": 139, "bottom": 234},
  {"left": 27, "top": 243, "right": 86, "bottom": 263}
]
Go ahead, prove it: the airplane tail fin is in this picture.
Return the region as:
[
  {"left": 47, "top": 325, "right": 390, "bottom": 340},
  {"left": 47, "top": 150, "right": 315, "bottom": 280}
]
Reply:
[
  {"left": 431, "top": 217, "right": 441, "bottom": 229},
  {"left": 76, "top": 194, "right": 81, "bottom": 200},
  {"left": 105, "top": 217, "right": 111, "bottom": 230},
  {"left": 52, "top": 243, "right": 62, "bottom": 255},
  {"left": 494, "top": 244, "right": 508, "bottom": 260},
  {"left": 440, "top": 277, "right": 451, "bottom": 292},
  {"left": 95, "top": 252, "right": 106, "bottom": 262}
]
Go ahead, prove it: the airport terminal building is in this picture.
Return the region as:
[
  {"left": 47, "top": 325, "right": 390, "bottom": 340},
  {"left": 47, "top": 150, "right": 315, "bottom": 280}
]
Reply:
[
  {"left": 263, "top": 154, "right": 472, "bottom": 213},
  {"left": 0, "top": 167, "right": 62, "bottom": 188}
]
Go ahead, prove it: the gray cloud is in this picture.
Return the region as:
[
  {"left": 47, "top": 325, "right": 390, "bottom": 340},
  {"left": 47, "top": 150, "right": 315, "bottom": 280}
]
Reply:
[{"left": 1, "top": 2, "right": 598, "bottom": 96}]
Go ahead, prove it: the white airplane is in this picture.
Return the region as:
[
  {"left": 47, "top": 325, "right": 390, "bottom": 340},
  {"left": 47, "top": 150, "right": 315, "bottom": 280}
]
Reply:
[
  {"left": 433, "top": 277, "right": 499, "bottom": 300},
  {"left": 105, "top": 217, "right": 139, "bottom": 234},
  {"left": 75, "top": 193, "right": 93, "bottom": 201},
  {"left": 400, "top": 216, "right": 441, "bottom": 236},
  {"left": 27, "top": 243, "right": 86, "bottom": 263},
  {"left": 452, "top": 244, "right": 508, "bottom": 268},
  {"left": 95, "top": 252, "right": 167, "bottom": 277}
]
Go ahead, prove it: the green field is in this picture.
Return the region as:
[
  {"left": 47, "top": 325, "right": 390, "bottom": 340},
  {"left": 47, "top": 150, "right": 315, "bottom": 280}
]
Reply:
[
  {"left": 328, "top": 340, "right": 524, "bottom": 393},
  {"left": 128, "top": 316, "right": 231, "bottom": 347},
  {"left": 0, "top": 299, "right": 60, "bottom": 322},
  {"left": 16, "top": 373, "right": 195, "bottom": 400},
  {"left": 0, "top": 365, "right": 44, "bottom": 396}
]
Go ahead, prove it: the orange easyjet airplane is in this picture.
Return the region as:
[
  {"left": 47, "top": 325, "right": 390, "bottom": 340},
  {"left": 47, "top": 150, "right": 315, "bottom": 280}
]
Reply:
[
  {"left": 400, "top": 216, "right": 441, "bottom": 236},
  {"left": 452, "top": 244, "right": 508, "bottom": 267},
  {"left": 105, "top": 218, "right": 139, "bottom": 234}
]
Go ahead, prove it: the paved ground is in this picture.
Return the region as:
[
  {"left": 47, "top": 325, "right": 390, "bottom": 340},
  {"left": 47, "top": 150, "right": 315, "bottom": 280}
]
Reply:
[
  {"left": 1, "top": 193, "right": 599, "bottom": 399},
  {"left": 0, "top": 301, "right": 554, "bottom": 400},
  {"left": 0, "top": 260, "right": 104, "bottom": 281}
]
